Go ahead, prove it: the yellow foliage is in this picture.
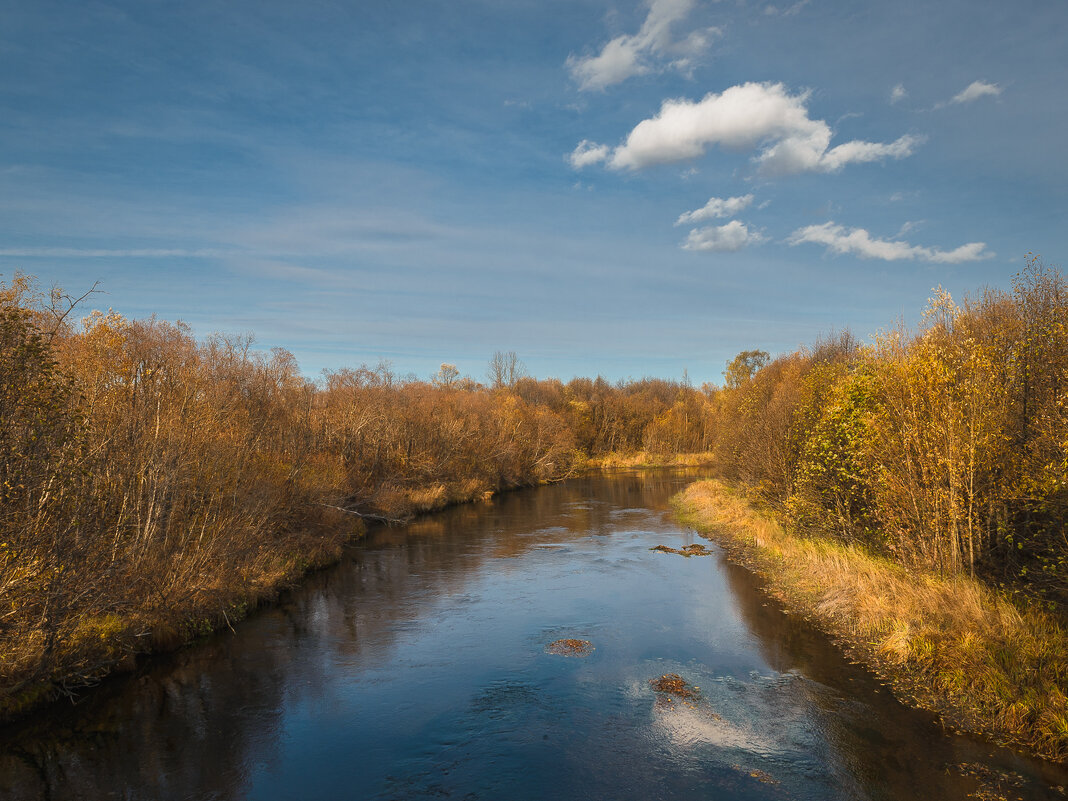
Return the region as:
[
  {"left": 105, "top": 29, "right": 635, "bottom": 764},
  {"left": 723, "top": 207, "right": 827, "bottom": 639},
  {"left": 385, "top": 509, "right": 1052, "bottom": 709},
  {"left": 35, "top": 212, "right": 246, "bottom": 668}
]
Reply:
[{"left": 675, "top": 479, "right": 1068, "bottom": 762}]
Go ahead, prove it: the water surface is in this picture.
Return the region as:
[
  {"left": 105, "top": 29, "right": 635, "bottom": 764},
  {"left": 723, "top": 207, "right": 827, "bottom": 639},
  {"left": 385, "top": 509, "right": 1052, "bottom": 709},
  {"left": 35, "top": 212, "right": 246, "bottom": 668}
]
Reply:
[{"left": 1, "top": 470, "right": 1066, "bottom": 800}]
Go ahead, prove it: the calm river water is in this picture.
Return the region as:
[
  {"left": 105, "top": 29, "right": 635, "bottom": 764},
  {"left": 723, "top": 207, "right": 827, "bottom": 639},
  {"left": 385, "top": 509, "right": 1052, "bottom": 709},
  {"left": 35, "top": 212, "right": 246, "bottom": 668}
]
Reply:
[{"left": 1, "top": 470, "right": 1067, "bottom": 800}]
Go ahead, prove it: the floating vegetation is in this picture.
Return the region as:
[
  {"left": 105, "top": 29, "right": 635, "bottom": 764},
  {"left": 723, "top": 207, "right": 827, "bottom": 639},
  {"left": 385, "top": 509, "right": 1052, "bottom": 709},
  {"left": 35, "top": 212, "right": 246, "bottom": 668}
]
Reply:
[
  {"left": 546, "top": 638, "right": 594, "bottom": 657},
  {"left": 732, "top": 764, "right": 779, "bottom": 785},
  {"left": 650, "top": 673, "right": 700, "bottom": 700},
  {"left": 651, "top": 544, "right": 712, "bottom": 557},
  {"left": 649, "top": 673, "right": 716, "bottom": 715},
  {"left": 954, "top": 762, "right": 1033, "bottom": 801}
]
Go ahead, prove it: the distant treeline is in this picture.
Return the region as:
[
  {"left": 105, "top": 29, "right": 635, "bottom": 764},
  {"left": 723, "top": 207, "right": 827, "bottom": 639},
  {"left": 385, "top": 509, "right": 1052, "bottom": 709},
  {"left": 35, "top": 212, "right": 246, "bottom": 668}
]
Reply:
[
  {"left": 707, "top": 258, "right": 1068, "bottom": 605},
  {"left": 0, "top": 273, "right": 713, "bottom": 713}
]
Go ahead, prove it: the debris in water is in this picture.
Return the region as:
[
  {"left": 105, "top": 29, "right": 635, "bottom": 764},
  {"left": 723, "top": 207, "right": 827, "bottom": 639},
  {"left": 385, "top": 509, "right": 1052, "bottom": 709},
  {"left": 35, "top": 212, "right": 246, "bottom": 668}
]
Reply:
[
  {"left": 651, "top": 544, "right": 712, "bottom": 557},
  {"left": 953, "top": 762, "right": 1030, "bottom": 801},
  {"left": 650, "top": 673, "right": 700, "bottom": 700},
  {"left": 731, "top": 764, "right": 779, "bottom": 785},
  {"left": 546, "top": 638, "right": 594, "bottom": 657},
  {"left": 649, "top": 673, "right": 717, "bottom": 714}
]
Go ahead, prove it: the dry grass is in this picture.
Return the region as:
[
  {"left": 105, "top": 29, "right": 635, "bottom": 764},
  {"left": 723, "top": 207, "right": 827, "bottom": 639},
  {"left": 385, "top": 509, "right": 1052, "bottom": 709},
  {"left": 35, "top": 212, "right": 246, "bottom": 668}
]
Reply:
[
  {"left": 674, "top": 479, "right": 1068, "bottom": 763},
  {"left": 586, "top": 451, "right": 717, "bottom": 469}
]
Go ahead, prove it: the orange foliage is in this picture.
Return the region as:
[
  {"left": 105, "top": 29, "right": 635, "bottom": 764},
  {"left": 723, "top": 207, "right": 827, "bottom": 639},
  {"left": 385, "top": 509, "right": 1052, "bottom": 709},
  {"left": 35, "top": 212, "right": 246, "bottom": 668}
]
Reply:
[{"left": 1, "top": 273, "right": 714, "bottom": 714}]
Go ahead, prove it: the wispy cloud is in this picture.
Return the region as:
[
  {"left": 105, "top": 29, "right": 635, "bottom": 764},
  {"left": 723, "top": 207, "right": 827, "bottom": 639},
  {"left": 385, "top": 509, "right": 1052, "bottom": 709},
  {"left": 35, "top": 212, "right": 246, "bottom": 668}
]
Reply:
[
  {"left": 949, "top": 80, "right": 1002, "bottom": 105},
  {"left": 568, "top": 0, "right": 719, "bottom": 91},
  {"left": 763, "top": 0, "right": 810, "bottom": 17},
  {"left": 675, "top": 194, "right": 754, "bottom": 225},
  {"left": 681, "top": 220, "right": 766, "bottom": 252},
  {"left": 0, "top": 247, "right": 226, "bottom": 258},
  {"left": 890, "top": 84, "right": 907, "bottom": 104},
  {"left": 570, "top": 82, "right": 924, "bottom": 175},
  {"left": 787, "top": 222, "right": 994, "bottom": 263},
  {"left": 568, "top": 140, "right": 611, "bottom": 168}
]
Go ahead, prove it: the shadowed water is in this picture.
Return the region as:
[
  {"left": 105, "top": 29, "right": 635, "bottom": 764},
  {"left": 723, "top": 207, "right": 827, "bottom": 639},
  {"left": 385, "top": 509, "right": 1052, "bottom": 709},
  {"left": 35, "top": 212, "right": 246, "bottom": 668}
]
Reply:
[{"left": 1, "top": 470, "right": 1066, "bottom": 800}]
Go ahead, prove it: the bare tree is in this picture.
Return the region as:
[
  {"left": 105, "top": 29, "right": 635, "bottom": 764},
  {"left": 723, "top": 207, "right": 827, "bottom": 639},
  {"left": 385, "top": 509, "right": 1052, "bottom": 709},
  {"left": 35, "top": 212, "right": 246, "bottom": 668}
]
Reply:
[{"left": 487, "top": 350, "right": 525, "bottom": 389}]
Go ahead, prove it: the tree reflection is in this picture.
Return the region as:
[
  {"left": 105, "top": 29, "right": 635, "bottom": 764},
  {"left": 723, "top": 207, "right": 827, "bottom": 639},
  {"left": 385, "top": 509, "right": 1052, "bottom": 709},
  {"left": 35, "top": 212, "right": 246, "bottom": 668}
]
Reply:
[{"left": 0, "top": 470, "right": 704, "bottom": 801}]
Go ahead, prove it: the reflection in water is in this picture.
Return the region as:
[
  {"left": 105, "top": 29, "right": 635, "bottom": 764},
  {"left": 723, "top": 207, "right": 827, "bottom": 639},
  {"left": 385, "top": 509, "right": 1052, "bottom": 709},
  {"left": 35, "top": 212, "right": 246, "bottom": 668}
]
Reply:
[
  {"left": 0, "top": 469, "right": 1066, "bottom": 800},
  {"left": 721, "top": 555, "right": 1068, "bottom": 799}
]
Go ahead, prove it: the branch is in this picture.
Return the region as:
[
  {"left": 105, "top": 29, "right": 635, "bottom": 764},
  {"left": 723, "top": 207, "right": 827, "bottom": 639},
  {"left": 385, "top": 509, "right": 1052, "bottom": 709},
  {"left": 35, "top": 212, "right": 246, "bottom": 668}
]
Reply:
[
  {"left": 47, "top": 281, "right": 102, "bottom": 339},
  {"left": 316, "top": 503, "right": 410, "bottom": 526}
]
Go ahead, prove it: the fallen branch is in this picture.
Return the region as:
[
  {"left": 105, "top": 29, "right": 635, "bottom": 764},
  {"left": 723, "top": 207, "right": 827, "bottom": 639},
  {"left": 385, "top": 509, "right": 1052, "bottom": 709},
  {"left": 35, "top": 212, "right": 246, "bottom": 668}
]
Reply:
[{"left": 316, "top": 503, "right": 410, "bottom": 526}]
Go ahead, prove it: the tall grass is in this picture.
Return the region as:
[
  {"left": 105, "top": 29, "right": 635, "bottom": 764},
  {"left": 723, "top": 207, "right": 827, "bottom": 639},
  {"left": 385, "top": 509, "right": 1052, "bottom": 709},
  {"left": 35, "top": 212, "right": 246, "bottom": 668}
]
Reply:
[
  {"left": 583, "top": 451, "right": 717, "bottom": 469},
  {"left": 675, "top": 480, "right": 1068, "bottom": 762}
]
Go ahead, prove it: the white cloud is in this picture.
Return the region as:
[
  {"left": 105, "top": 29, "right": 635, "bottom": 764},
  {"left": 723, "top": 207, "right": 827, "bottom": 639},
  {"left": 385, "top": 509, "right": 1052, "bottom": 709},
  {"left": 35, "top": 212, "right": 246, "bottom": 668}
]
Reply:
[
  {"left": 950, "top": 80, "right": 1002, "bottom": 105},
  {"left": 568, "top": 140, "right": 611, "bottom": 168},
  {"left": 573, "top": 82, "right": 923, "bottom": 175},
  {"left": 675, "top": 194, "right": 754, "bottom": 225},
  {"left": 816, "top": 135, "right": 923, "bottom": 172},
  {"left": 681, "top": 220, "right": 766, "bottom": 252},
  {"left": 568, "top": 0, "right": 719, "bottom": 91},
  {"left": 890, "top": 84, "right": 907, "bottom": 104},
  {"left": 787, "top": 222, "right": 994, "bottom": 263}
]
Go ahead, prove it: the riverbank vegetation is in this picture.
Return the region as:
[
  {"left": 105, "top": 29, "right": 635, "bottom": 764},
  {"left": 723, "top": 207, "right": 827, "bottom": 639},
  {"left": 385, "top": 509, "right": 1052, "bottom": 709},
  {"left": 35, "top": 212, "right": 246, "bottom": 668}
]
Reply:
[
  {"left": 675, "top": 481, "right": 1068, "bottom": 761},
  {"left": 704, "top": 258, "right": 1068, "bottom": 605},
  {"left": 681, "top": 257, "right": 1068, "bottom": 761},
  {"left": 0, "top": 273, "right": 714, "bottom": 718}
]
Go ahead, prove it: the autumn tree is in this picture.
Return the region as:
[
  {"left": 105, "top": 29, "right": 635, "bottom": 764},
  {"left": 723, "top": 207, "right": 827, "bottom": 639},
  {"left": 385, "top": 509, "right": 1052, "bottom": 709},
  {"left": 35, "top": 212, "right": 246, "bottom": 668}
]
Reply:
[{"left": 723, "top": 349, "right": 770, "bottom": 389}]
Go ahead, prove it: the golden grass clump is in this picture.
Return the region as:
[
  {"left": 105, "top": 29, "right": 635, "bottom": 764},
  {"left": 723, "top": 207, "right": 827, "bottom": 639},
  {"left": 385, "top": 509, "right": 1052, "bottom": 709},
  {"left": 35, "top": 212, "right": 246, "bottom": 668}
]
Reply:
[
  {"left": 674, "top": 479, "right": 1068, "bottom": 763},
  {"left": 585, "top": 451, "right": 717, "bottom": 469}
]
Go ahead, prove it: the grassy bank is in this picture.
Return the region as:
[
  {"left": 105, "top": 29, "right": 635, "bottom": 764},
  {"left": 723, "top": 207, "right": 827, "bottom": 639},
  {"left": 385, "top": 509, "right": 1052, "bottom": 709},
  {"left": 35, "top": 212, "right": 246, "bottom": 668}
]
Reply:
[
  {"left": 0, "top": 517, "right": 357, "bottom": 722},
  {"left": 584, "top": 451, "right": 716, "bottom": 469},
  {"left": 674, "top": 479, "right": 1068, "bottom": 763}
]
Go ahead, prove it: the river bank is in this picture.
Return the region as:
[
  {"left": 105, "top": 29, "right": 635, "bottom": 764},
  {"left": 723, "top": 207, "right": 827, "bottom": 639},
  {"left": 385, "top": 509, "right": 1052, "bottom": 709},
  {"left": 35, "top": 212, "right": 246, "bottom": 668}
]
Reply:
[
  {"left": 6, "top": 469, "right": 1066, "bottom": 801},
  {"left": 3, "top": 460, "right": 706, "bottom": 724},
  {"left": 0, "top": 474, "right": 543, "bottom": 725},
  {"left": 673, "top": 479, "right": 1068, "bottom": 764},
  {"left": 583, "top": 451, "right": 716, "bottom": 469}
]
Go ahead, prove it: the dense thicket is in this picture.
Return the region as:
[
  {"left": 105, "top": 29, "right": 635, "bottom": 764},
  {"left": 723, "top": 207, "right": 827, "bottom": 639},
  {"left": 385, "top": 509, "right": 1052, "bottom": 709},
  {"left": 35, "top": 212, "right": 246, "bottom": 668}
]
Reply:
[
  {"left": 709, "top": 259, "right": 1068, "bottom": 603},
  {"left": 0, "top": 275, "right": 713, "bottom": 712}
]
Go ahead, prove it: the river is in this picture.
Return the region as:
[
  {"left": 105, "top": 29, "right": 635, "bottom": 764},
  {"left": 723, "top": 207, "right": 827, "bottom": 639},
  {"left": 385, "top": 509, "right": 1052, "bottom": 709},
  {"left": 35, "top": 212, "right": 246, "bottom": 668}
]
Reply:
[{"left": 1, "top": 469, "right": 1066, "bottom": 800}]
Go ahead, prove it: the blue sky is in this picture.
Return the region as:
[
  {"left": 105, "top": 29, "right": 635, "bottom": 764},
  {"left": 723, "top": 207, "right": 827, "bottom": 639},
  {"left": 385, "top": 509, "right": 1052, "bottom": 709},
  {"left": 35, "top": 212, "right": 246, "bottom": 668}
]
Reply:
[{"left": 2, "top": 0, "right": 1066, "bottom": 384}]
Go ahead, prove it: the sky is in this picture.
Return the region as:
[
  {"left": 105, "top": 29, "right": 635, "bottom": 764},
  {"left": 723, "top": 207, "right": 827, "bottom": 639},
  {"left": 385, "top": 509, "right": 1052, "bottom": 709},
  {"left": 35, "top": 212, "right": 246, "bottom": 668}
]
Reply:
[{"left": 2, "top": 0, "right": 1066, "bottom": 385}]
